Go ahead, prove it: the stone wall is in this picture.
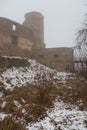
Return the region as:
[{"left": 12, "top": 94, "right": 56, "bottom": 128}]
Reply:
[
  {"left": 0, "top": 15, "right": 74, "bottom": 72},
  {"left": 32, "top": 48, "right": 74, "bottom": 72},
  {"left": 0, "top": 17, "right": 33, "bottom": 57}
]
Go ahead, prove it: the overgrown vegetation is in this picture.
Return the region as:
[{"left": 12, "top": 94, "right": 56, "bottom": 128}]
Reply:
[
  {"left": 0, "top": 56, "right": 87, "bottom": 129},
  {"left": 55, "top": 80, "right": 87, "bottom": 110},
  {"left": 0, "top": 79, "right": 87, "bottom": 125},
  {"left": 0, "top": 117, "right": 26, "bottom": 130},
  {"left": 0, "top": 56, "right": 29, "bottom": 69},
  {"left": 0, "top": 78, "right": 87, "bottom": 130},
  {"left": 0, "top": 81, "right": 56, "bottom": 123}
]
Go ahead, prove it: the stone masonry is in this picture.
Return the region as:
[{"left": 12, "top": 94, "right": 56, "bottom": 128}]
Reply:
[{"left": 0, "top": 11, "right": 74, "bottom": 72}]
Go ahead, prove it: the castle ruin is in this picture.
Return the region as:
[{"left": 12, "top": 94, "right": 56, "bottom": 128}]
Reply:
[{"left": 0, "top": 11, "right": 74, "bottom": 72}]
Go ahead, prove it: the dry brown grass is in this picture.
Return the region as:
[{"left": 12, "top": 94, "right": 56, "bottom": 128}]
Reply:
[
  {"left": 0, "top": 82, "right": 56, "bottom": 123},
  {"left": 0, "top": 56, "right": 29, "bottom": 69},
  {"left": 0, "top": 74, "right": 87, "bottom": 125},
  {"left": 0, "top": 117, "right": 26, "bottom": 130},
  {"left": 55, "top": 80, "right": 87, "bottom": 110}
]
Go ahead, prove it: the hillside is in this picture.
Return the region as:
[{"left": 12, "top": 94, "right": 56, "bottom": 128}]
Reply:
[
  {"left": 0, "top": 56, "right": 74, "bottom": 90},
  {"left": 0, "top": 56, "right": 87, "bottom": 130}
]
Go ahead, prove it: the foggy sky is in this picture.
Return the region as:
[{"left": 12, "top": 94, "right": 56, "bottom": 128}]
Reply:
[{"left": 0, "top": 0, "right": 87, "bottom": 48}]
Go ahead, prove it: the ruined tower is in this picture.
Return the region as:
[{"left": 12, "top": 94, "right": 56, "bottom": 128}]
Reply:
[{"left": 23, "top": 11, "right": 45, "bottom": 50}]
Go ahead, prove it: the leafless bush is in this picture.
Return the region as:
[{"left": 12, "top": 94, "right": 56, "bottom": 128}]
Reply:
[
  {"left": 0, "top": 116, "right": 26, "bottom": 130},
  {"left": 75, "top": 15, "right": 87, "bottom": 80}
]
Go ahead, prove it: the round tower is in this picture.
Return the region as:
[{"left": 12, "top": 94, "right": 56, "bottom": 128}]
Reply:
[{"left": 23, "top": 11, "right": 45, "bottom": 49}]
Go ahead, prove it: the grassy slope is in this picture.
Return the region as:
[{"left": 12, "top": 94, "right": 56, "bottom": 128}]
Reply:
[{"left": 0, "top": 56, "right": 87, "bottom": 129}]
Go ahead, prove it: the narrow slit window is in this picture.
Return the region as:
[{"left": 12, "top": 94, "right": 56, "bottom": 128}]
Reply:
[{"left": 12, "top": 24, "right": 16, "bottom": 31}]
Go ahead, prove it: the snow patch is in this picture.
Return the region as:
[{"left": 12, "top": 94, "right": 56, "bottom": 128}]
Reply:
[
  {"left": 0, "top": 59, "right": 74, "bottom": 90},
  {"left": 26, "top": 100, "right": 87, "bottom": 130},
  {"left": 13, "top": 100, "right": 21, "bottom": 108},
  {"left": 0, "top": 113, "right": 7, "bottom": 120},
  {"left": 1, "top": 102, "right": 6, "bottom": 109}
]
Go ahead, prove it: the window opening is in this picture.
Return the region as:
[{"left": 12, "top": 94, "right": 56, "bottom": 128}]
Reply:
[{"left": 12, "top": 24, "right": 16, "bottom": 31}]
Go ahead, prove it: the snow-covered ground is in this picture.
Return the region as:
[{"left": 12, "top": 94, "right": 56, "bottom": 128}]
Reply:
[
  {"left": 0, "top": 113, "right": 7, "bottom": 120},
  {"left": 27, "top": 99, "right": 87, "bottom": 130},
  {"left": 0, "top": 56, "right": 86, "bottom": 130},
  {"left": 0, "top": 58, "right": 74, "bottom": 90}
]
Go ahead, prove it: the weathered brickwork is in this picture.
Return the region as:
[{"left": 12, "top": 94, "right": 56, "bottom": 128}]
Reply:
[{"left": 0, "top": 12, "right": 74, "bottom": 72}]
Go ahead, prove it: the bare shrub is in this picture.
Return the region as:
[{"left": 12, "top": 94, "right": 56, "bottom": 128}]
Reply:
[{"left": 0, "top": 117, "right": 26, "bottom": 130}]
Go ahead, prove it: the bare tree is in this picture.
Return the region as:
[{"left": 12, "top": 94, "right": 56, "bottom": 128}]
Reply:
[{"left": 75, "top": 15, "right": 87, "bottom": 79}]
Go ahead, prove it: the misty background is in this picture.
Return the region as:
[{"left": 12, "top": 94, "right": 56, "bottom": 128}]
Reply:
[{"left": 0, "top": 0, "right": 87, "bottom": 48}]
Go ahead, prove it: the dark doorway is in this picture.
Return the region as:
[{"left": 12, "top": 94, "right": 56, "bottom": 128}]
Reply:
[{"left": 11, "top": 35, "right": 18, "bottom": 45}]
